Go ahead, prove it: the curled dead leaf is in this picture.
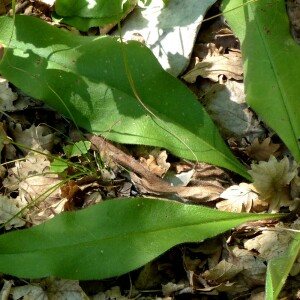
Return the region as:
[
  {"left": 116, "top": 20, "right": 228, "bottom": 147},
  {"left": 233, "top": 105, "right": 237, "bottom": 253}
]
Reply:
[{"left": 139, "top": 148, "right": 170, "bottom": 177}]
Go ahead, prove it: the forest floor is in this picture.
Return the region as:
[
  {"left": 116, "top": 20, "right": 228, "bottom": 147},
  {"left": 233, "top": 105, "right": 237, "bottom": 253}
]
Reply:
[{"left": 1, "top": 0, "right": 300, "bottom": 299}]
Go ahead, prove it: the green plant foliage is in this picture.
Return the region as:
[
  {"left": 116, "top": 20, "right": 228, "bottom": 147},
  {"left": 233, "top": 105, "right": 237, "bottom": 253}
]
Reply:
[
  {"left": 222, "top": 0, "right": 300, "bottom": 162},
  {"left": 0, "top": 198, "right": 281, "bottom": 280},
  {"left": 50, "top": 158, "right": 69, "bottom": 173},
  {"left": 266, "top": 232, "right": 300, "bottom": 299},
  {"left": 63, "top": 141, "right": 91, "bottom": 157},
  {"left": 0, "top": 15, "right": 249, "bottom": 179},
  {"left": 54, "top": 0, "right": 137, "bottom": 31}
]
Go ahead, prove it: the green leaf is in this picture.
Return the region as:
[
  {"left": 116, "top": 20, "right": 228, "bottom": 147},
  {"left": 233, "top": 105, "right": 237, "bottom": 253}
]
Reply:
[
  {"left": 266, "top": 232, "right": 300, "bottom": 299},
  {"left": 54, "top": 0, "right": 136, "bottom": 31},
  {"left": 50, "top": 158, "right": 69, "bottom": 173},
  {"left": 0, "top": 198, "right": 281, "bottom": 280},
  {"left": 63, "top": 141, "right": 91, "bottom": 157},
  {"left": 0, "top": 15, "right": 249, "bottom": 179},
  {"left": 222, "top": 0, "right": 300, "bottom": 161}
]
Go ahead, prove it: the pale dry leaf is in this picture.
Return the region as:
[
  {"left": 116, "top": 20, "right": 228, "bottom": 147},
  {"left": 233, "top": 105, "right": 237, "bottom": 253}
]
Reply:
[
  {"left": 246, "top": 137, "right": 280, "bottom": 161},
  {"left": 202, "top": 81, "right": 264, "bottom": 139},
  {"left": 217, "top": 183, "right": 258, "bottom": 213},
  {"left": 0, "top": 76, "right": 18, "bottom": 111},
  {"left": 11, "top": 284, "right": 47, "bottom": 300},
  {"left": 43, "top": 277, "right": 89, "bottom": 300},
  {"left": 11, "top": 123, "right": 55, "bottom": 154},
  {"left": 139, "top": 148, "right": 170, "bottom": 177},
  {"left": 182, "top": 50, "right": 243, "bottom": 83},
  {"left": 202, "top": 259, "right": 242, "bottom": 284},
  {"left": 248, "top": 156, "right": 298, "bottom": 212},
  {"left": 178, "top": 181, "right": 224, "bottom": 202},
  {"left": 244, "top": 224, "right": 294, "bottom": 261},
  {"left": 164, "top": 169, "right": 194, "bottom": 187},
  {"left": 0, "top": 279, "right": 13, "bottom": 300},
  {"left": 291, "top": 174, "right": 300, "bottom": 199},
  {"left": 162, "top": 282, "right": 186, "bottom": 297},
  {"left": 231, "top": 247, "right": 267, "bottom": 286},
  {"left": 3, "top": 152, "right": 63, "bottom": 225},
  {"left": 0, "top": 195, "right": 26, "bottom": 230}
]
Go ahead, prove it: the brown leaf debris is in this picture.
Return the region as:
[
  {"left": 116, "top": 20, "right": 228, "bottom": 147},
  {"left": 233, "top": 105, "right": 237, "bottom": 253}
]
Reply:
[
  {"left": 246, "top": 137, "right": 280, "bottom": 161},
  {"left": 248, "top": 156, "right": 298, "bottom": 212}
]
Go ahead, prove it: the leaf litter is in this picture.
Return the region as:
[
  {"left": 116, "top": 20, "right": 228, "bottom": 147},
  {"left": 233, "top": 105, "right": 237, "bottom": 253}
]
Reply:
[{"left": 0, "top": 0, "right": 300, "bottom": 299}]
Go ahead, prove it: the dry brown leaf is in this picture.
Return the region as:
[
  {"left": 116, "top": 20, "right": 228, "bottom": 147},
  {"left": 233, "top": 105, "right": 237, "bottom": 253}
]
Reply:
[
  {"left": 11, "top": 278, "right": 88, "bottom": 300},
  {"left": 0, "top": 76, "right": 17, "bottom": 111},
  {"left": 3, "top": 152, "right": 63, "bottom": 225},
  {"left": 0, "top": 279, "right": 13, "bottom": 300},
  {"left": 139, "top": 148, "right": 170, "bottom": 177},
  {"left": 202, "top": 260, "right": 242, "bottom": 284},
  {"left": 246, "top": 137, "right": 280, "bottom": 161},
  {"left": 244, "top": 224, "right": 294, "bottom": 261},
  {"left": 248, "top": 156, "right": 298, "bottom": 212},
  {"left": 162, "top": 282, "right": 186, "bottom": 297},
  {"left": 182, "top": 50, "right": 243, "bottom": 83},
  {"left": 11, "top": 123, "right": 55, "bottom": 154},
  {"left": 291, "top": 174, "right": 300, "bottom": 199},
  {"left": 231, "top": 247, "right": 267, "bottom": 286},
  {"left": 0, "top": 195, "right": 26, "bottom": 230}
]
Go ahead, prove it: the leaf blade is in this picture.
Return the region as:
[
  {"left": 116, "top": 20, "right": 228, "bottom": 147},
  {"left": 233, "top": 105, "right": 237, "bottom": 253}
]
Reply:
[
  {"left": 0, "top": 15, "right": 249, "bottom": 178},
  {"left": 222, "top": 0, "right": 300, "bottom": 161},
  {"left": 0, "top": 198, "right": 281, "bottom": 280},
  {"left": 266, "top": 232, "right": 300, "bottom": 299}
]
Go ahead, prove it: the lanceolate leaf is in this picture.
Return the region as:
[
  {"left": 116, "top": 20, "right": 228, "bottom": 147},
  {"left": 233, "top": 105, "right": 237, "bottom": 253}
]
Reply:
[
  {"left": 0, "top": 16, "right": 249, "bottom": 178},
  {"left": 222, "top": 0, "right": 300, "bottom": 161},
  {"left": 266, "top": 232, "right": 300, "bottom": 299},
  {"left": 0, "top": 198, "right": 281, "bottom": 280}
]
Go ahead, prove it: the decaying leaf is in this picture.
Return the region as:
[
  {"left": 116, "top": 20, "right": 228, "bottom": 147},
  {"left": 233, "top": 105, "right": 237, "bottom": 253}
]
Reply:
[
  {"left": 3, "top": 152, "right": 63, "bottom": 225},
  {"left": 202, "top": 259, "right": 242, "bottom": 284},
  {"left": 246, "top": 137, "right": 281, "bottom": 161},
  {"left": 244, "top": 224, "right": 294, "bottom": 261},
  {"left": 248, "top": 156, "right": 298, "bottom": 212},
  {"left": 10, "top": 284, "right": 45, "bottom": 300},
  {"left": 201, "top": 81, "right": 264, "bottom": 140},
  {"left": 182, "top": 49, "right": 243, "bottom": 83},
  {"left": 217, "top": 183, "right": 266, "bottom": 213},
  {"left": 291, "top": 174, "right": 300, "bottom": 199},
  {"left": 10, "top": 278, "right": 88, "bottom": 300},
  {"left": 10, "top": 123, "right": 55, "bottom": 154},
  {"left": 231, "top": 247, "right": 267, "bottom": 286},
  {"left": 0, "top": 76, "right": 17, "bottom": 111},
  {"left": 139, "top": 148, "right": 170, "bottom": 177},
  {"left": 0, "top": 195, "right": 26, "bottom": 230},
  {"left": 0, "top": 279, "right": 13, "bottom": 300},
  {"left": 162, "top": 282, "right": 186, "bottom": 296}
]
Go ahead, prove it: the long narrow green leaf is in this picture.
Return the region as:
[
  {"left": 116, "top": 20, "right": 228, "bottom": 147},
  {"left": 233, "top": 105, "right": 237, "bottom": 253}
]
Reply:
[
  {"left": 0, "top": 198, "right": 281, "bottom": 280},
  {"left": 266, "top": 232, "right": 300, "bottom": 299},
  {"left": 222, "top": 0, "right": 300, "bottom": 161},
  {"left": 0, "top": 15, "right": 249, "bottom": 178}
]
